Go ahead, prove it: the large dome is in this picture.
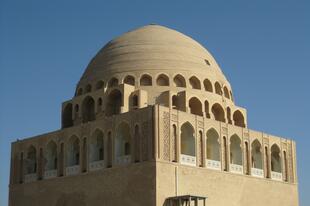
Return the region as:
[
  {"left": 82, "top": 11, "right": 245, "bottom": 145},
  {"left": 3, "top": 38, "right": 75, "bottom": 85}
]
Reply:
[{"left": 78, "top": 24, "right": 229, "bottom": 87}]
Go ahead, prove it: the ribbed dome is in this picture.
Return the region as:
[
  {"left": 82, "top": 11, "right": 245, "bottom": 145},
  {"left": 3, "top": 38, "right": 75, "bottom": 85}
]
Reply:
[{"left": 78, "top": 24, "right": 229, "bottom": 87}]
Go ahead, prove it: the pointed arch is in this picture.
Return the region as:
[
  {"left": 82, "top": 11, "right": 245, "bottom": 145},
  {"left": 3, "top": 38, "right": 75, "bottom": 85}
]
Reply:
[
  {"left": 230, "top": 135, "right": 242, "bottom": 165},
  {"left": 214, "top": 82, "right": 222, "bottom": 95},
  {"left": 62, "top": 103, "right": 73, "bottom": 128},
  {"left": 226, "top": 107, "right": 232, "bottom": 124},
  {"left": 26, "top": 146, "right": 37, "bottom": 174},
  {"left": 189, "top": 76, "right": 201, "bottom": 89},
  {"left": 115, "top": 122, "right": 131, "bottom": 157},
  {"left": 67, "top": 136, "right": 80, "bottom": 166},
  {"left": 223, "top": 86, "right": 230, "bottom": 99},
  {"left": 189, "top": 97, "right": 203, "bottom": 116},
  {"left": 203, "top": 79, "right": 213, "bottom": 92},
  {"left": 206, "top": 129, "right": 220, "bottom": 161},
  {"left": 173, "top": 74, "right": 186, "bottom": 87},
  {"left": 140, "top": 74, "right": 152, "bottom": 86},
  {"left": 251, "top": 140, "right": 263, "bottom": 169},
  {"left": 204, "top": 100, "right": 210, "bottom": 118},
  {"left": 124, "top": 75, "right": 135, "bottom": 86},
  {"left": 106, "top": 89, "right": 122, "bottom": 116},
  {"left": 45, "top": 141, "right": 57, "bottom": 171},
  {"left": 233, "top": 110, "right": 245, "bottom": 128},
  {"left": 157, "top": 74, "right": 169, "bottom": 86},
  {"left": 180, "top": 122, "right": 195, "bottom": 157},
  {"left": 271, "top": 144, "right": 281, "bottom": 173},
  {"left": 89, "top": 130, "right": 104, "bottom": 162},
  {"left": 211, "top": 103, "right": 225, "bottom": 122},
  {"left": 108, "top": 77, "right": 119, "bottom": 88},
  {"left": 82, "top": 96, "right": 95, "bottom": 123}
]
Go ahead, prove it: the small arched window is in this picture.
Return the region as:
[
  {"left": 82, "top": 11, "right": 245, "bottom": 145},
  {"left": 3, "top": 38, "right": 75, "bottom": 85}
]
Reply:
[
  {"left": 180, "top": 122, "right": 195, "bottom": 157},
  {"left": 82, "top": 96, "right": 96, "bottom": 123},
  {"left": 62, "top": 103, "right": 73, "bottom": 128},
  {"left": 108, "top": 77, "right": 119, "bottom": 88},
  {"left": 156, "top": 74, "right": 169, "bottom": 86},
  {"left": 173, "top": 74, "right": 186, "bottom": 87},
  {"left": 211, "top": 103, "right": 225, "bottom": 122},
  {"left": 203, "top": 79, "right": 213, "bottom": 92},
  {"left": 124, "top": 75, "right": 135, "bottom": 86},
  {"left": 89, "top": 130, "right": 104, "bottom": 163},
  {"left": 233, "top": 110, "right": 245, "bottom": 128},
  {"left": 140, "top": 74, "right": 152, "bottom": 86},
  {"left": 251, "top": 140, "right": 262, "bottom": 169},
  {"left": 230, "top": 135, "right": 242, "bottom": 165},
  {"left": 189, "top": 97, "right": 203, "bottom": 116},
  {"left": 223, "top": 86, "right": 230, "bottom": 99},
  {"left": 67, "top": 136, "right": 80, "bottom": 166},
  {"left": 214, "top": 82, "right": 222, "bottom": 95},
  {"left": 206, "top": 129, "right": 220, "bottom": 161},
  {"left": 115, "top": 122, "right": 131, "bottom": 158},
  {"left": 45, "top": 141, "right": 57, "bottom": 171},
  {"left": 189, "top": 76, "right": 201, "bottom": 89},
  {"left": 271, "top": 144, "right": 281, "bottom": 173},
  {"left": 26, "top": 146, "right": 37, "bottom": 174}
]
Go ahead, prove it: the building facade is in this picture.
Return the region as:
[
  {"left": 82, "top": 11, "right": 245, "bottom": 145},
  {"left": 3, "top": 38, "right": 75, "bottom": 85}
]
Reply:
[{"left": 9, "top": 25, "right": 299, "bottom": 206}]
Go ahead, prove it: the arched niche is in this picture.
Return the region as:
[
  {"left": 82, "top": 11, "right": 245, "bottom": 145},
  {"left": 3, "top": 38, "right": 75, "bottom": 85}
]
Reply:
[
  {"left": 230, "top": 135, "right": 242, "bottom": 165},
  {"left": 124, "top": 75, "right": 135, "bottom": 86},
  {"left": 206, "top": 129, "right": 220, "bottom": 161},
  {"left": 189, "top": 97, "right": 203, "bottom": 116},
  {"left": 108, "top": 77, "right": 119, "bottom": 88},
  {"left": 89, "top": 130, "right": 104, "bottom": 162},
  {"left": 223, "top": 86, "right": 230, "bottom": 99},
  {"left": 211, "top": 103, "right": 225, "bottom": 122},
  {"left": 214, "top": 82, "right": 222, "bottom": 95},
  {"left": 26, "top": 146, "right": 37, "bottom": 174},
  {"left": 271, "top": 144, "right": 282, "bottom": 173},
  {"left": 233, "top": 110, "right": 245, "bottom": 128},
  {"left": 251, "top": 140, "right": 262, "bottom": 169},
  {"left": 45, "top": 141, "right": 57, "bottom": 171},
  {"left": 62, "top": 103, "right": 73, "bottom": 128},
  {"left": 180, "top": 122, "right": 195, "bottom": 157},
  {"left": 140, "top": 74, "right": 152, "bottom": 86},
  {"left": 156, "top": 74, "right": 169, "bottom": 86},
  {"left": 82, "top": 96, "right": 95, "bottom": 123},
  {"left": 173, "top": 74, "right": 186, "bottom": 87},
  {"left": 105, "top": 89, "right": 122, "bottom": 116},
  {"left": 115, "top": 122, "right": 131, "bottom": 157},
  {"left": 203, "top": 79, "right": 213, "bottom": 92},
  {"left": 189, "top": 76, "right": 201, "bottom": 89},
  {"left": 67, "top": 136, "right": 80, "bottom": 166}
]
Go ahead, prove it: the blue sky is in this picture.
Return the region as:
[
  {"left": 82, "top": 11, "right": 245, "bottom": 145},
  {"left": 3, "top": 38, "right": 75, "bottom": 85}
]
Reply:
[{"left": 0, "top": 0, "right": 309, "bottom": 205}]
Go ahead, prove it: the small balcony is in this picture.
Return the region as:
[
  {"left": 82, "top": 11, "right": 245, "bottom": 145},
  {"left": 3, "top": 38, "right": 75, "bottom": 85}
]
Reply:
[
  {"left": 66, "top": 165, "right": 80, "bottom": 176},
  {"left": 44, "top": 169, "right": 57, "bottom": 179},
  {"left": 24, "top": 173, "right": 37, "bottom": 183},
  {"left": 180, "top": 154, "right": 196, "bottom": 166},
  {"left": 116, "top": 155, "right": 131, "bottom": 165},
  {"left": 251, "top": 168, "right": 264, "bottom": 178},
  {"left": 89, "top": 160, "right": 105, "bottom": 171},
  {"left": 271, "top": 171, "right": 283, "bottom": 181},
  {"left": 230, "top": 164, "right": 243, "bottom": 174},
  {"left": 206, "top": 159, "right": 221, "bottom": 171}
]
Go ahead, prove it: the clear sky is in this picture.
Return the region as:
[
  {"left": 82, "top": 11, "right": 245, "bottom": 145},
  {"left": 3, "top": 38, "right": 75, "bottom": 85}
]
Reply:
[{"left": 0, "top": 0, "right": 309, "bottom": 205}]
